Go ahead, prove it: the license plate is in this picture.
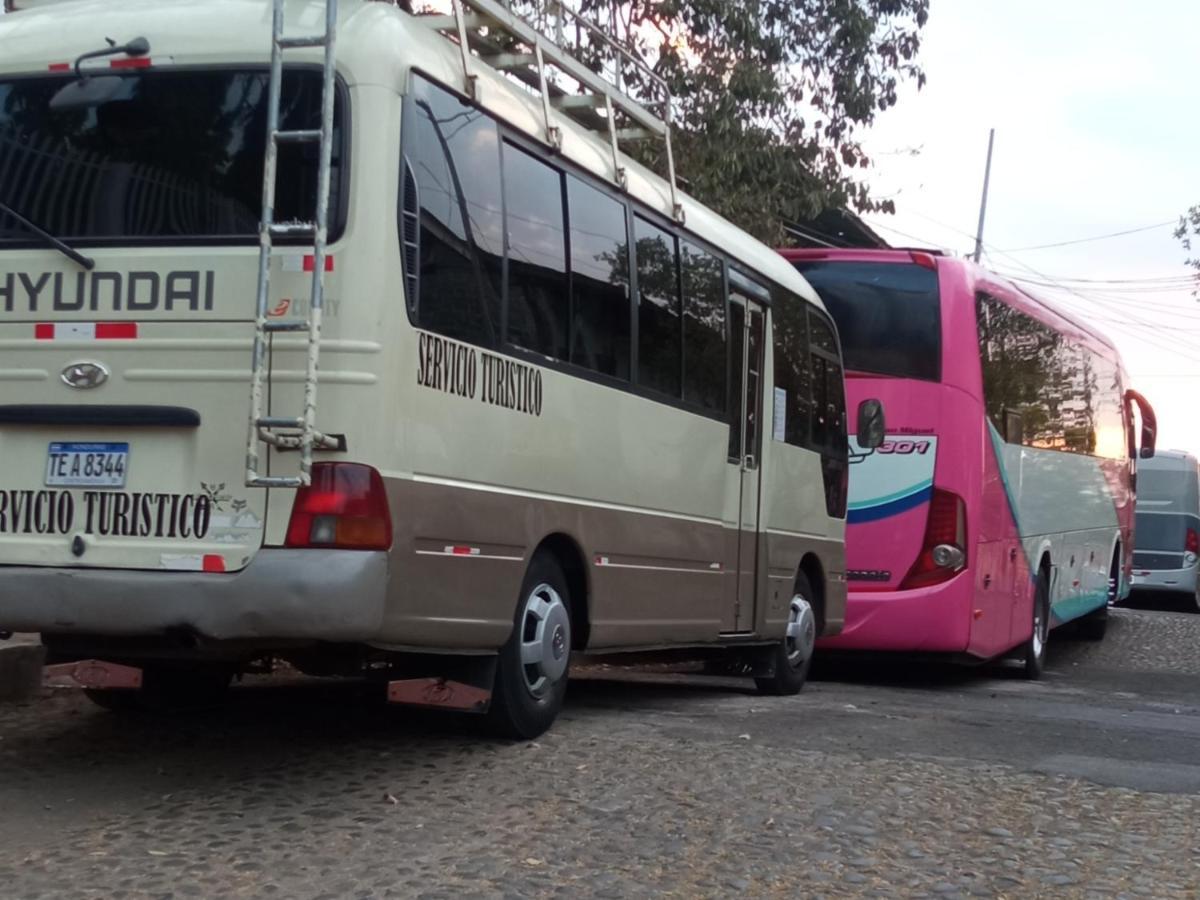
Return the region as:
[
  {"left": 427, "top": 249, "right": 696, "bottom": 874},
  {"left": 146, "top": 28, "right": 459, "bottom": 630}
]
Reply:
[{"left": 45, "top": 442, "right": 129, "bottom": 488}]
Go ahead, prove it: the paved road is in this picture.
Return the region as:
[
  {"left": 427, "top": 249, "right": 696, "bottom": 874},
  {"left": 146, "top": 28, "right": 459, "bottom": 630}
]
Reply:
[{"left": 1, "top": 607, "right": 1198, "bottom": 898}]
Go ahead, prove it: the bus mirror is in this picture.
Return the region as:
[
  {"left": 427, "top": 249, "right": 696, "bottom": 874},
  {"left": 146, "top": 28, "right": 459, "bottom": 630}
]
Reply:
[
  {"left": 50, "top": 75, "right": 126, "bottom": 112},
  {"left": 856, "top": 398, "right": 886, "bottom": 450},
  {"left": 1124, "top": 389, "right": 1157, "bottom": 460}
]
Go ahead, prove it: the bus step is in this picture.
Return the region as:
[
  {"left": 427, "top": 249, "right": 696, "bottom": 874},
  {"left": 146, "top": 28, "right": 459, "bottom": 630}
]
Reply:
[
  {"left": 274, "top": 128, "right": 322, "bottom": 144},
  {"left": 263, "top": 319, "right": 311, "bottom": 333},
  {"left": 257, "top": 415, "right": 304, "bottom": 429},
  {"left": 268, "top": 221, "right": 317, "bottom": 237},
  {"left": 276, "top": 35, "right": 328, "bottom": 49}
]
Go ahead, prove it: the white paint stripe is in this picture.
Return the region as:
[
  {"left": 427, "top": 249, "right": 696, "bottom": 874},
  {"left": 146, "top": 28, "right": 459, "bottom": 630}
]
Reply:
[
  {"left": 765, "top": 527, "right": 835, "bottom": 541},
  {"left": 58, "top": 323, "right": 97, "bottom": 340},
  {"left": 593, "top": 560, "right": 724, "bottom": 575},
  {"left": 160, "top": 554, "right": 204, "bottom": 571},
  {"left": 414, "top": 550, "right": 523, "bottom": 562},
  {"left": 412, "top": 473, "right": 727, "bottom": 528}
]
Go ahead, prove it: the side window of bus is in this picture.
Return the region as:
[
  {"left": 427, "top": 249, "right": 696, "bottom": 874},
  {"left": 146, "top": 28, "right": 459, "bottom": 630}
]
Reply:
[
  {"left": 634, "top": 216, "right": 683, "bottom": 398},
  {"left": 770, "top": 290, "right": 813, "bottom": 447},
  {"left": 404, "top": 75, "right": 504, "bottom": 347},
  {"left": 503, "top": 142, "right": 569, "bottom": 360},
  {"left": 809, "top": 310, "right": 847, "bottom": 458},
  {"left": 681, "top": 241, "right": 726, "bottom": 413},
  {"left": 567, "top": 176, "right": 631, "bottom": 380},
  {"left": 977, "top": 292, "right": 1126, "bottom": 459}
]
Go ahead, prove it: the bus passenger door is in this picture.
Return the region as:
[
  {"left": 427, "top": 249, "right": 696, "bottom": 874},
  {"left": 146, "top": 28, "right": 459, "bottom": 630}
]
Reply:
[{"left": 727, "top": 293, "right": 766, "bottom": 633}]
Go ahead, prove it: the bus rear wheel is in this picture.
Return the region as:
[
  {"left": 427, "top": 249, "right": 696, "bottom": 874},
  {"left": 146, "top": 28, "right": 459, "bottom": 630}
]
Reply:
[
  {"left": 487, "top": 553, "right": 572, "bottom": 740},
  {"left": 1078, "top": 550, "right": 1119, "bottom": 641},
  {"left": 1023, "top": 569, "right": 1051, "bottom": 679},
  {"left": 755, "top": 573, "right": 817, "bottom": 696}
]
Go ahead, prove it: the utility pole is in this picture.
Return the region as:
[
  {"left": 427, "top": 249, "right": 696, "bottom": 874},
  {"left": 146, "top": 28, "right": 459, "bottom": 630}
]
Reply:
[{"left": 972, "top": 128, "right": 995, "bottom": 263}]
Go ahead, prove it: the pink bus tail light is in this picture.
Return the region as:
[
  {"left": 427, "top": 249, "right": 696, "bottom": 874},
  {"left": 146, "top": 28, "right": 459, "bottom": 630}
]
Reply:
[{"left": 899, "top": 488, "right": 967, "bottom": 590}]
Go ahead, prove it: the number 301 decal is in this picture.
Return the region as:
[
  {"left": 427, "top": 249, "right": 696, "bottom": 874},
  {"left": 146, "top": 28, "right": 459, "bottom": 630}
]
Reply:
[{"left": 876, "top": 440, "right": 932, "bottom": 455}]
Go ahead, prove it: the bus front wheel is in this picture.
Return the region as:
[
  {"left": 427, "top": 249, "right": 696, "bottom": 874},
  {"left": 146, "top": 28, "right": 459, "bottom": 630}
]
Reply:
[
  {"left": 755, "top": 573, "right": 817, "bottom": 696},
  {"left": 487, "top": 553, "right": 572, "bottom": 740}
]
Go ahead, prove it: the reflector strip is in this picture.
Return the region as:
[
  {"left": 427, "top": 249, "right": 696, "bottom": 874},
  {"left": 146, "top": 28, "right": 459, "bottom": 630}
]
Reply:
[
  {"left": 303, "top": 254, "right": 335, "bottom": 273},
  {"left": 110, "top": 57, "right": 152, "bottom": 69},
  {"left": 35, "top": 322, "right": 138, "bottom": 340},
  {"left": 445, "top": 545, "right": 480, "bottom": 556},
  {"left": 202, "top": 555, "right": 226, "bottom": 573},
  {"left": 48, "top": 63, "right": 71, "bottom": 72}
]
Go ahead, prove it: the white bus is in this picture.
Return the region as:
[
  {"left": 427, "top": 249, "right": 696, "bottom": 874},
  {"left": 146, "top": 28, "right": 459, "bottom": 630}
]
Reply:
[
  {"left": 1131, "top": 450, "right": 1200, "bottom": 611},
  {"left": 0, "top": 0, "right": 881, "bottom": 737}
]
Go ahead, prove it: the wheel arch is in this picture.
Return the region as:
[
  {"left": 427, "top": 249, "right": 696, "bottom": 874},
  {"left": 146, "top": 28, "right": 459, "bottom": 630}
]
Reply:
[
  {"left": 798, "top": 553, "right": 827, "bottom": 636},
  {"left": 532, "top": 532, "right": 591, "bottom": 650}
]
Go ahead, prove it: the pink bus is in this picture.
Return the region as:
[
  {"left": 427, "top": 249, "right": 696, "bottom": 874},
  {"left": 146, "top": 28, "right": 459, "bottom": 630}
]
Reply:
[{"left": 778, "top": 248, "right": 1157, "bottom": 676}]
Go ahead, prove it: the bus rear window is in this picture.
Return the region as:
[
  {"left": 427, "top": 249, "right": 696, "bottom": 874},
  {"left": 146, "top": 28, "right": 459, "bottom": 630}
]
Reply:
[
  {"left": 1135, "top": 513, "right": 1189, "bottom": 552},
  {"left": 792, "top": 261, "right": 941, "bottom": 381},
  {"left": 0, "top": 69, "right": 345, "bottom": 244}
]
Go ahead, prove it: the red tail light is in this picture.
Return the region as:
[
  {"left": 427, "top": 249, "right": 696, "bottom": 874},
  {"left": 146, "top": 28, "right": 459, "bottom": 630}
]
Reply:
[
  {"left": 899, "top": 488, "right": 967, "bottom": 590},
  {"left": 1186, "top": 528, "right": 1199, "bottom": 556},
  {"left": 285, "top": 463, "right": 393, "bottom": 550}
]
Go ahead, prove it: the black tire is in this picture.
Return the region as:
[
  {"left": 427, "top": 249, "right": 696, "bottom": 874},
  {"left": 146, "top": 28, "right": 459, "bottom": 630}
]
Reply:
[
  {"left": 487, "top": 553, "right": 573, "bottom": 740},
  {"left": 85, "top": 666, "right": 232, "bottom": 713},
  {"left": 755, "top": 572, "right": 817, "bottom": 696},
  {"left": 1023, "top": 568, "right": 1051, "bottom": 680},
  {"left": 1078, "top": 550, "right": 1118, "bottom": 641}
]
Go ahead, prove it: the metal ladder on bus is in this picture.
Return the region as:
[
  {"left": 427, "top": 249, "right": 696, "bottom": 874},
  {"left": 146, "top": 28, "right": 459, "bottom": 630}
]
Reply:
[
  {"left": 420, "top": 0, "right": 684, "bottom": 223},
  {"left": 245, "top": 0, "right": 340, "bottom": 488}
]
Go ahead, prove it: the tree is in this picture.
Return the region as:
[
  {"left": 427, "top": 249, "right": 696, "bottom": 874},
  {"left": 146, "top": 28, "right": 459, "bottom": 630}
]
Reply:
[
  {"left": 1176, "top": 205, "right": 1200, "bottom": 296},
  {"left": 510, "top": 0, "right": 929, "bottom": 244}
]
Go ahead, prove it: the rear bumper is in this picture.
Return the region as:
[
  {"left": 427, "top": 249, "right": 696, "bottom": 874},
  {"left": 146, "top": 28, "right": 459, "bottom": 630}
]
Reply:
[
  {"left": 817, "top": 573, "right": 971, "bottom": 654},
  {"left": 0, "top": 549, "right": 387, "bottom": 642},
  {"left": 1130, "top": 567, "right": 1198, "bottom": 594}
]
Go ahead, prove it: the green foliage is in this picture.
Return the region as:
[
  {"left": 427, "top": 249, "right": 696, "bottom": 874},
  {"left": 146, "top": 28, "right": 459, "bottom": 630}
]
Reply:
[
  {"left": 1176, "top": 205, "right": 1200, "bottom": 296},
  {"left": 516, "top": 0, "right": 929, "bottom": 244}
]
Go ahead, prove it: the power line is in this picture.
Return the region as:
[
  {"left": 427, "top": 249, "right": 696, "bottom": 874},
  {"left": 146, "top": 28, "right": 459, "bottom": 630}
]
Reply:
[
  {"left": 997, "top": 220, "right": 1177, "bottom": 252},
  {"left": 863, "top": 213, "right": 1200, "bottom": 355}
]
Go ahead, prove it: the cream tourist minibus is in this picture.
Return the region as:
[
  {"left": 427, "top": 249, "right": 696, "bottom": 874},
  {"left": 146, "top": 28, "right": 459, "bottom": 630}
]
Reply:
[{"left": 0, "top": 0, "right": 881, "bottom": 736}]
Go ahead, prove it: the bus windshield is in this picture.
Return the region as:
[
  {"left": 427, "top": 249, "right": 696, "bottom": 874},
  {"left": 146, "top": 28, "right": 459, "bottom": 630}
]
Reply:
[
  {"left": 792, "top": 260, "right": 941, "bottom": 381},
  {"left": 0, "top": 69, "right": 344, "bottom": 244}
]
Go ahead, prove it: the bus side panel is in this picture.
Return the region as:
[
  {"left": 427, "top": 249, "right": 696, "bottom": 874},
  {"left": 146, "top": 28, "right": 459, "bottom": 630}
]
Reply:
[
  {"left": 378, "top": 476, "right": 731, "bottom": 650},
  {"left": 988, "top": 429, "right": 1121, "bottom": 639},
  {"left": 760, "top": 440, "right": 846, "bottom": 638}
]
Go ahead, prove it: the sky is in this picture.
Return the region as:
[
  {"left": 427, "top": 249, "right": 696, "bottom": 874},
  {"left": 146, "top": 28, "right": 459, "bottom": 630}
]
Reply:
[{"left": 856, "top": 0, "right": 1200, "bottom": 455}]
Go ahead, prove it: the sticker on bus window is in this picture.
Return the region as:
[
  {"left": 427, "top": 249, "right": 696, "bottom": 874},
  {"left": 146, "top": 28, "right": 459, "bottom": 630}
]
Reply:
[{"left": 773, "top": 387, "right": 787, "bottom": 442}]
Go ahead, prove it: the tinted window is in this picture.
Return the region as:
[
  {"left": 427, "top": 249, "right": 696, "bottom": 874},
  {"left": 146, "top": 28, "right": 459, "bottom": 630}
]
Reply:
[
  {"left": 771, "top": 291, "right": 813, "bottom": 447},
  {"left": 0, "top": 70, "right": 345, "bottom": 242},
  {"left": 977, "top": 292, "right": 1126, "bottom": 459},
  {"left": 408, "top": 76, "right": 504, "bottom": 346},
  {"left": 504, "top": 143, "right": 568, "bottom": 359},
  {"left": 811, "top": 311, "right": 848, "bottom": 518},
  {"left": 1135, "top": 513, "right": 1191, "bottom": 551},
  {"left": 567, "top": 177, "right": 630, "bottom": 379},
  {"left": 635, "top": 217, "right": 681, "bottom": 397},
  {"left": 794, "top": 261, "right": 941, "bottom": 381},
  {"left": 681, "top": 241, "right": 726, "bottom": 412}
]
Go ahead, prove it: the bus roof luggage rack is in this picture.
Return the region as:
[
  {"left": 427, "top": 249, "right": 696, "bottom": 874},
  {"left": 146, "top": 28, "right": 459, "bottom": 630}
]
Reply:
[{"left": 419, "top": 0, "right": 684, "bottom": 223}]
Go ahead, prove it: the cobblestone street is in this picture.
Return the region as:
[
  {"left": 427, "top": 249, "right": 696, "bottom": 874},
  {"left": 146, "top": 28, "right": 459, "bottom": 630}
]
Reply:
[{"left": 2, "top": 607, "right": 1199, "bottom": 899}]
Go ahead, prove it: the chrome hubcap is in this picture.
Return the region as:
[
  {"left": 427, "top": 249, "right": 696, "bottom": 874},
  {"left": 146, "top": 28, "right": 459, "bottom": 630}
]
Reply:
[
  {"left": 518, "top": 582, "right": 571, "bottom": 699},
  {"left": 785, "top": 594, "right": 816, "bottom": 668}
]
